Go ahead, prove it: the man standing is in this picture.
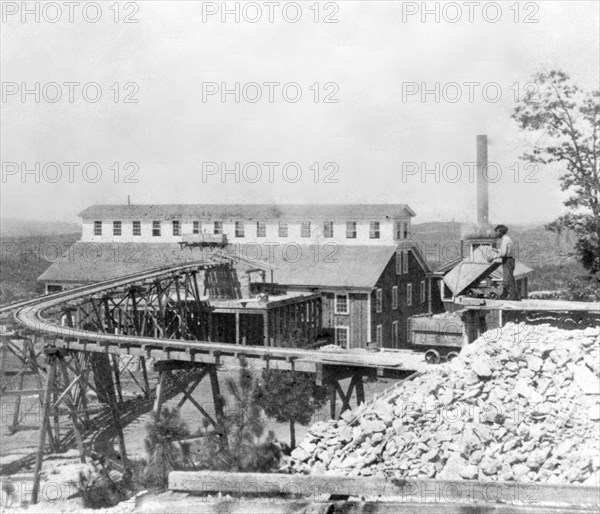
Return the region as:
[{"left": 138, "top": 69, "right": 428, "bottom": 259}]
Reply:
[{"left": 492, "top": 225, "right": 520, "bottom": 301}]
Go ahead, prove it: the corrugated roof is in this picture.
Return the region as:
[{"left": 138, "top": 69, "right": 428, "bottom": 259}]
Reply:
[
  {"left": 38, "top": 243, "right": 404, "bottom": 289},
  {"left": 78, "top": 204, "right": 416, "bottom": 221}
]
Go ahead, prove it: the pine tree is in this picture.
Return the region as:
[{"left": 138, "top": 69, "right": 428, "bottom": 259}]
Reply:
[
  {"left": 194, "top": 357, "right": 282, "bottom": 472},
  {"left": 142, "top": 407, "right": 191, "bottom": 489},
  {"left": 254, "top": 369, "right": 328, "bottom": 449}
]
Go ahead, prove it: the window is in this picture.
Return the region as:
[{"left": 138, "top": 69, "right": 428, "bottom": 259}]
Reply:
[
  {"left": 392, "top": 286, "right": 398, "bottom": 310},
  {"left": 235, "top": 221, "right": 245, "bottom": 238},
  {"left": 392, "top": 321, "right": 399, "bottom": 347},
  {"left": 94, "top": 221, "right": 102, "bottom": 236},
  {"left": 335, "top": 326, "right": 349, "bottom": 348},
  {"left": 133, "top": 221, "right": 141, "bottom": 236},
  {"left": 421, "top": 280, "right": 426, "bottom": 303},
  {"left": 113, "top": 221, "right": 122, "bottom": 236},
  {"left": 172, "top": 220, "right": 181, "bottom": 236},
  {"left": 376, "top": 288, "right": 382, "bottom": 313},
  {"left": 396, "top": 252, "right": 402, "bottom": 275},
  {"left": 301, "top": 221, "right": 311, "bottom": 238},
  {"left": 193, "top": 221, "right": 201, "bottom": 234},
  {"left": 346, "top": 221, "right": 357, "bottom": 239},
  {"left": 323, "top": 221, "right": 334, "bottom": 238},
  {"left": 376, "top": 325, "right": 382, "bottom": 346},
  {"left": 278, "top": 221, "right": 288, "bottom": 238},
  {"left": 152, "top": 221, "right": 161, "bottom": 237},
  {"left": 335, "top": 294, "right": 349, "bottom": 314},
  {"left": 395, "top": 221, "right": 402, "bottom": 240},
  {"left": 407, "top": 283, "right": 413, "bottom": 306},
  {"left": 369, "top": 221, "right": 380, "bottom": 239},
  {"left": 256, "top": 221, "right": 266, "bottom": 237},
  {"left": 403, "top": 250, "right": 409, "bottom": 274},
  {"left": 403, "top": 221, "right": 409, "bottom": 239},
  {"left": 214, "top": 221, "right": 223, "bottom": 235}
]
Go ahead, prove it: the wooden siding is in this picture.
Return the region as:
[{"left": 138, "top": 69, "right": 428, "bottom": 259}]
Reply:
[
  {"left": 320, "top": 292, "right": 368, "bottom": 348},
  {"left": 371, "top": 249, "right": 431, "bottom": 349}
]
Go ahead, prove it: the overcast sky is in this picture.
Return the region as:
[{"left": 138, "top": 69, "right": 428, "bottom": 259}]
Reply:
[{"left": 1, "top": 0, "right": 599, "bottom": 225}]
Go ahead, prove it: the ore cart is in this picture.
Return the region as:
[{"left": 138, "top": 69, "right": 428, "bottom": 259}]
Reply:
[{"left": 408, "top": 314, "right": 467, "bottom": 364}]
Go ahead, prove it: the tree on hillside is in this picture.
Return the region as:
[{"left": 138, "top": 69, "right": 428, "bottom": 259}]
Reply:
[
  {"left": 194, "top": 357, "right": 281, "bottom": 472},
  {"left": 255, "top": 369, "right": 328, "bottom": 449},
  {"left": 143, "top": 407, "right": 192, "bottom": 489},
  {"left": 253, "top": 331, "right": 328, "bottom": 449},
  {"left": 512, "top": 71, "right": 600, "bottom": 286}
]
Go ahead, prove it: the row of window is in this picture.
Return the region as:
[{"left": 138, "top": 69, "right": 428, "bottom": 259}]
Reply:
[
  {"left": 93, "top": 220, "right": 410, "bottom": 239},
  {"left": 334, "top": 321, "right": 409, "bottom": 347},
  {"left": 333, "top": 282, "right": 426, "bottom": 316}
]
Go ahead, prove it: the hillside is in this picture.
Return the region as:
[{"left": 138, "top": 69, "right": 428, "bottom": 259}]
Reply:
[
  {"left": 0, "top": 233, "right": 80, "bottom": 303},
  {"left": 411, "top": 221, "right": 576, "bottom": 268},
  {"left": 0, "top": 218, "right": 80, "bottom": 238}
]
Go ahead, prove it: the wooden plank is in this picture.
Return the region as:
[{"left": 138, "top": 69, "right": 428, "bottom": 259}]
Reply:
[{"left": 169, "top": 472, "right": 600, "bottom": 508}]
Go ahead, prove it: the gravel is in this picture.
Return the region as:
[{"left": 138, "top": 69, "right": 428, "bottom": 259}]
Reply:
[{"left": 287, "top": 322, "right": 600, "bottom": 484}]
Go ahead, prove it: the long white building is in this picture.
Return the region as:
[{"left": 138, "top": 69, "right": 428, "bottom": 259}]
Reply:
[{"left": 79, "top": 204, "right": 415, "bottom": 246}]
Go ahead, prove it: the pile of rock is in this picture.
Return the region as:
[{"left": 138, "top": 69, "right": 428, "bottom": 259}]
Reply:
[{"left": 288, "top": 322, "right": 599, "bottom": 484}]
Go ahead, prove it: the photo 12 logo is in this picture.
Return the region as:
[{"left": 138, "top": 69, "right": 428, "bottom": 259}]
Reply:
[
  {"left": 202, "top": 162, "right": 339, "bottom": 184},
  {"left": 2, "top": 161, "right": 139, "bottom": 184},
  {"left": 201, "top": 82, "right": 339, "bottom": 104},
  {"left": 401, "top": 82, "right": 543, "bottom": 104},
  {"left": 1, "top": 2, "right": 140, "bottom": 23},
  {"left": 2, "top": 82, "right": 139, "bottom": 104},
  {"left": 400, "top": 2, "right": 540, "bottom": 24},
  {"left": 201, "top": 2, "right": 339, "bottom": 24},
  {"left": 401, "top": 162, "right": 539, "bottom": 184}
]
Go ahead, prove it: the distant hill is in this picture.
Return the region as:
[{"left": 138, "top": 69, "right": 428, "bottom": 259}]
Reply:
[
  {"left": 411, "top": 221, "right": 576, "bottom": 268},
  {"left": 0, "top": 218, "right": 80, "bottom": 238}
]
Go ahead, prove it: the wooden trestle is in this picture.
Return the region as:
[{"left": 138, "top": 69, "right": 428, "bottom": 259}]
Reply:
[{"left": 0, "top": 261, "right": 427, "bottom": 504}]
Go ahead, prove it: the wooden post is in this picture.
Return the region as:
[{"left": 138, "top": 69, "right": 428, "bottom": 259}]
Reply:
[
  {"left": 140, "top": 356, "right": 151, "bottom": 398},
  {"left": 235, "top": 312, "right": 240, "bottom": 345},
  {"left": 11, "top": 372, "right": 25, "bottom": 430},
  {"left": 263, "top": 312, "right": 269, "bottom": 346},
  {"left": 329, "top": 381, "right": 337, "bottom": 419},
  {"left": 112, "top": 354, "right": 124, "bottom": 404},
  {"left": 208, "top": 365, "right": 227, "bottom": 447},
  {"left": 52, "top": 373, "right": 61, "bottom": 451},
  {"left": 31, "top": 355, "right": 57, "bottom": 504},
  {"left": 59, "top": 360, "right": 86, "bottom": 463},
  {"left": 355, "top": 376, "right": 365, "bottom": 405},
  {"left": 153, "top": 370, "right": 167, "bottom": 416}
]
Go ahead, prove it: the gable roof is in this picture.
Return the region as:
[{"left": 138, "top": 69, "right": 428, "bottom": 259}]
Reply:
[
  {"left": 38, "top": 243, "right": 427, "bottom": 290},
  {"left": 78, "top": 204, "right": 416, "bottom": 221}
]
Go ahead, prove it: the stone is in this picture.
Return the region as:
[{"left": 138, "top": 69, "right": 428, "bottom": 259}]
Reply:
[
  {"left": 472, "top": 359, "right": 493, "bottom": 378},
  {"left": 569, "top": 364, "right": 600, "bottom": 395},
  {"left": 526, "top": 355, "right": 543, "bottom": 372},
  {"left": 505, "top": 361, "right": 519, "bottom": 373},
  {"left": 361, "top": 419, "right": 387, "bottom": 435},
  {"left": 438, "top": 453, "right": 468, "bottom": 480},
  {"left": 480, "top": 456, "right": 501, "bottom": 475},
  {"left": 512, "top": 463, "right": 530, "bottom": 479},
  {"left": 422, "top": 448, "right": 438, "bottom": 462},
  {"left": 587, "top": 404, "right": 600, "bottom": 421},
  {"left": 526, "top": 447, "right": 551, "bottom": 470},
  {"left": 291, "top": 446, "right": 310, "bottom": 462},
  {"left": 371, "top": 432, "right": 384, "bottom": 445},
  {"left": 469, "top": 449, "right": 484, "bottom": 465},
  {"left": 464, "top": 371, "right": 480, "bottom": 386},
  {"left": 460, "top": 464, "right": 479, "bottom": 479}
]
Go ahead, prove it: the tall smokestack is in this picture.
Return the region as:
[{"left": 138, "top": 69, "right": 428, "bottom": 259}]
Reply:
[{"left": 476, "top": 135, "right": 489, "bottom": 226}]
